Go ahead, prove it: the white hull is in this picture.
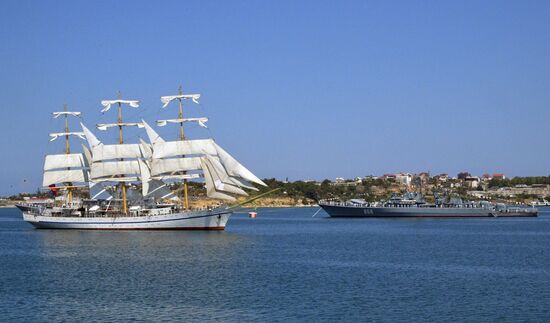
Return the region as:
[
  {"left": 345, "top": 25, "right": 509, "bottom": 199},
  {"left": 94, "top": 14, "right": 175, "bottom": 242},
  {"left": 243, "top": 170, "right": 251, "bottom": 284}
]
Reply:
[{"left": 21, "top": 208, "right": 232, "bottom": 230}]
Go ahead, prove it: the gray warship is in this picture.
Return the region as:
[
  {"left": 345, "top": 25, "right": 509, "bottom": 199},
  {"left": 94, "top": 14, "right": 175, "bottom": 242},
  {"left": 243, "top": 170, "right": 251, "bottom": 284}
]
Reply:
[{"left": 319, "top": 192, "right": 538, "bottom": 218}]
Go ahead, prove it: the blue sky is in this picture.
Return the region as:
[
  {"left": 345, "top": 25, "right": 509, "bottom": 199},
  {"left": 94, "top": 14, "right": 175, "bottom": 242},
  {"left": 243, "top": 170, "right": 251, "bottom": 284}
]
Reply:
[{"left": 1, "top": 0, "right": 549, "bottom": 195}]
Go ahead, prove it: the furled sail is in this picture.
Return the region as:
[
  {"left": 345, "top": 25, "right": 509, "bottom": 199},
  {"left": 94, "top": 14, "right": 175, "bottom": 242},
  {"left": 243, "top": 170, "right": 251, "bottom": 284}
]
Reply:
[
  {"left": 156, "top": 118, "right": 208, "bottom": 128},
  {"left": 100, "top": 99, "right": 139, "bottom": 113},
  {"left": 160, "top": 94, "right": 200, "bottom": 108},
  {"left": 53, "top": 111, "right": 81, "bottom": 118},
  {"left": 49, "top": 132, "right": 86, "bottom": 142},
  {"left": 96, "top": 122, "right": 144, "bottom": 131}
]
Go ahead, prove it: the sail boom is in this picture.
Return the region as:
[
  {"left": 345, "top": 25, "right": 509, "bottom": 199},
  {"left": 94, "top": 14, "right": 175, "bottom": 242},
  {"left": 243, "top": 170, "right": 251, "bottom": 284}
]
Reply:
[
  {"left": 152, "top": 174, "right": 202, "bottom": 181},
  {"left": 49, "top": 132, "right": 85, "bottom": 142},
  {"left": 156, "top": 118, "right": 208, "bottom": 128},
  {"left": 92, "top": 176, "right": 140, "bottom": 183},
  {"left": 97, "top": 122, "right": 144, "bottom": 131},
  {"left": 100, "top": 99, "right": 139, "bottom": 113},
  {"left": 52, "top": 111, "right": 81, "bottom": 118},
  {"left": 160, "top": 94, "right": 200, "bottom": 108}
]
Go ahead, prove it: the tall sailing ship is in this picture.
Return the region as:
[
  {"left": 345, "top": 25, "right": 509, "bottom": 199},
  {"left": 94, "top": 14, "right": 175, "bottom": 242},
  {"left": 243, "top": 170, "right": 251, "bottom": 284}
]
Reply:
[{"left": 17, "top": 88, "right": 267, "bottom": 230}]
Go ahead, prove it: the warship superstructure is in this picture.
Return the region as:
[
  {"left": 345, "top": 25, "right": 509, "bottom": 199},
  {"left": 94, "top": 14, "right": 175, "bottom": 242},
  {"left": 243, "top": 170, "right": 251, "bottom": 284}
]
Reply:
[{"left": 319, "top": 192, "right": 538, "bottom": 218}]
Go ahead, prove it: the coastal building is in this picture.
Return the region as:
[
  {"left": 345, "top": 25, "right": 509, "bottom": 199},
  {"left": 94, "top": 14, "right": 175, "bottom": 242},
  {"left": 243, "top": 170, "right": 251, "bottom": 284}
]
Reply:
[
  {"left": 457, "top": 172, "right": 471, "bottom": 180},
  {"left": 417, "top": 172, "right": 430, "bottom": 184},
  {"left": 464, "top": 176, "right": 481, "bottom": 188},
  {"left": 481, "top": 174, "right": 492, "bottom": 181},
  {"left": 493, "top": 173, "right": 506, "bottom": 180},
  {"left": 395, "top": 173, "right": 412, "bottom": 186}
]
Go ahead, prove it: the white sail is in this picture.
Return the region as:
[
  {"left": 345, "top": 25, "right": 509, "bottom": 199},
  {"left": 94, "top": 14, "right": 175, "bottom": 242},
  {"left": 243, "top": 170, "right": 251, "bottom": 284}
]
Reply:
[
  {"left": 226, "top": 177, "right": 259, "bottom": 191},
  {"left": 142, "top": 120, "right": 165, "bottom": 145},
  {"left": 212, "top": 142, "right": 267, "bottom": 187},
  {"left": 81, "top": 123, "right": 102, "bottom": 148},
  {"left": 49, "top": 132, "right": 86, "bottom": 142},
  {"left": 43, "top": 169, "right": 88, "bottom": 187},
  {"left": 160, "top": 94, "right": 200, "bottom": 108},
  {"left": 100, "top": 99, "right": 139, "bottom": 113},
  {"left": 44, "top": 154, "right": 86, "bottom": 171},
  {"left": 203, "top": 154, "right": 248, "bottom": 195},
  {"left": 139, "top": 138, "right": 153, "bottom": 159},
  {"left": 91, "top": 160, "right": 142, "bottom": 179},
  {"left": 156, "top": 118, "right": 208, "bottom": 128},
  {"left": 92, "top": 144, "right": 151, "bottom": 161},
  {"left": 152, "top": 139, "right": 218, "bottom": 159},
  {"left": 149, "top": 134, "right": 265, "bottom": 187},
  {"left": 201, "top": 159, "right": 235, "bottom": 202},
  {"left": 52, "top": 111, "right": 81, "bottom": 118},
  {"left": 203, "top": 157, "right": 247, "bottom": 196},
  {"left": 83, "top": 144, "right": 113, "bottom": 200},
  {"left": 152, "top": 173, "right": 202, "bottom": 181},
  {"left": 151, "top": 157, "right": 202, "bottom": 176},
  {"left": 96, "top": 122, "right": 144, "bottom": 131},
  {"left": 138, "top": 159, "right": 151, "bottom": 196}
]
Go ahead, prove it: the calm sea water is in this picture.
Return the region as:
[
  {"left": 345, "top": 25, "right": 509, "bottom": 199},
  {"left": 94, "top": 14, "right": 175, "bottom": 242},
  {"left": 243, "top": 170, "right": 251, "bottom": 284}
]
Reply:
[{"left": 1, "top": 207, "right": 549, "bottom": 322}]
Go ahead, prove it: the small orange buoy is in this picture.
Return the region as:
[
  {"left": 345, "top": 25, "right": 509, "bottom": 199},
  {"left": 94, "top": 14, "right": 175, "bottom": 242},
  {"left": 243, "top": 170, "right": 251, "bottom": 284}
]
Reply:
[{"left": 249, "top": 211, "right": 257, "bottom": 218}]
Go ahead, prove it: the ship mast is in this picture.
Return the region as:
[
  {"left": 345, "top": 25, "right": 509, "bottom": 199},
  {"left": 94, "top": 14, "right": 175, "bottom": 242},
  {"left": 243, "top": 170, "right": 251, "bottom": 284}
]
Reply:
[
  {"left": 178, "top": 86, "right": 190, "bottom": 209},
  {"left": 157, "top": 86, "right": 202, "bottom": 210},
  {"left": 96, "top": 92, "right": 141, "bottom": 215},
  {"left": 63, "top": 103, "right": 73, "bottom": 204},
  {"left": 47, "top": 107, "right": 85, "bottom": 204},
  {"left": 117, "top": 91, "right": 129, "bottom": 215}
]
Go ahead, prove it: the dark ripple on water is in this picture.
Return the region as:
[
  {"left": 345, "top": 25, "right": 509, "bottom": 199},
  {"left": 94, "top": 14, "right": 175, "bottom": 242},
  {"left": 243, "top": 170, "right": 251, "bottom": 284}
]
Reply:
[{"left": 1, "top": 207, "right": 549, "bottom": 322}]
